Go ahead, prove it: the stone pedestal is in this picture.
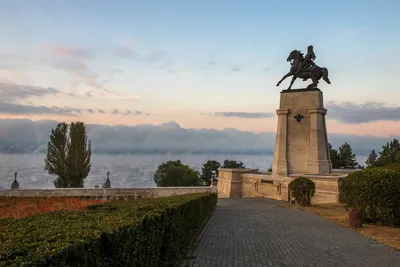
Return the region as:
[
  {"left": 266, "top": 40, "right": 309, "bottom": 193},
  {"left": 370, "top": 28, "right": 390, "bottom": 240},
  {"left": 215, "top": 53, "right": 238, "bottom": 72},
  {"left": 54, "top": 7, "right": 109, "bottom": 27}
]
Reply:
[{"left": 272, "top": 88, "right": 331, "bottom": 176}]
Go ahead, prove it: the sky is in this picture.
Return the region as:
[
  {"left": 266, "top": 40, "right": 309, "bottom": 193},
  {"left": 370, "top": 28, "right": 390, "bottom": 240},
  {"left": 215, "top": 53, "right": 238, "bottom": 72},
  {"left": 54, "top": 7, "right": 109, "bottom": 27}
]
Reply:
[{"left": 0, "top": 0, "right": 399, "bottom": 138}]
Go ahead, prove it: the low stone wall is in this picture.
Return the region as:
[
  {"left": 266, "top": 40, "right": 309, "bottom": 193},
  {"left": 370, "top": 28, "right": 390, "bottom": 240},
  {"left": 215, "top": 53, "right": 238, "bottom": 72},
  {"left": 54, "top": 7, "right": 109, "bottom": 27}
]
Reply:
[
  {"left": 242, "top": 174, "right": 344, "bottom": 204},
  {"left": 295, "top": 175, "right": 343, "bottom": 204},
  {"left": 218, "top": 168, "right": 347, "bottom": 204},
  {"left": 217, "top": 168, "right": 259, "bottom": 198},
  {"left": 0, "top": 186, "right": 216, "bottom": 200},
  {"left": 242, "top": 173, "right": 286, "bottom": 201}
]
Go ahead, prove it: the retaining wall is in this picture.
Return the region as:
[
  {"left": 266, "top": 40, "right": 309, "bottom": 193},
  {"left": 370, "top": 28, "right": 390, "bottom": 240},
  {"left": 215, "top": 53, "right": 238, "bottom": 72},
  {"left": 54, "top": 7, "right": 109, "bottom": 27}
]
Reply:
[{"left": 0, "top": 186, "right": 216, "bottom": 200}]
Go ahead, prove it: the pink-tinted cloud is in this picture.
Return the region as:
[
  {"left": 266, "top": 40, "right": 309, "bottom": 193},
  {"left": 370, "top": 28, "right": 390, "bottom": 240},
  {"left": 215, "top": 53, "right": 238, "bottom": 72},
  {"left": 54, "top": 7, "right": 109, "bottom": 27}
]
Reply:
[
  {"left": 51, "top": 59, "right": 107, "bottom": 91},
  {"left": 84, "top": 90, "right": 141, "bottom": 100},
  {"left": 44, "top": 44, "right": 108, "bottom": 90},
  {"left": 48, "top": 44, "right": 94, "bottom": 60}
]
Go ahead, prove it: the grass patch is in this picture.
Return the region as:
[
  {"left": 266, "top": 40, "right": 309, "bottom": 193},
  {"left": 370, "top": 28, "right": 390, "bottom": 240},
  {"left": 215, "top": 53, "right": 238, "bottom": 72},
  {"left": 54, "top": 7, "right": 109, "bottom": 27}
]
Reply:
[{"left": 282, "top": 203, "right": 400, "bottom": 251}]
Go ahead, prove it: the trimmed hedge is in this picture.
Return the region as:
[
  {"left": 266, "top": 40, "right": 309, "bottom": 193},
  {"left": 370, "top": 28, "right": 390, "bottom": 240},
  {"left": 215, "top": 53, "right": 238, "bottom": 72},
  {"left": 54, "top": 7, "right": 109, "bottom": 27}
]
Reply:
[
  {"left": 288, "top": 177, "right": 315, "bottom": 206},
  {"left": 339, "top": 168, "right": 400, "bottom": 227},
  {"left": 0, "top": 193, "right": 217, "bottom": 267}
]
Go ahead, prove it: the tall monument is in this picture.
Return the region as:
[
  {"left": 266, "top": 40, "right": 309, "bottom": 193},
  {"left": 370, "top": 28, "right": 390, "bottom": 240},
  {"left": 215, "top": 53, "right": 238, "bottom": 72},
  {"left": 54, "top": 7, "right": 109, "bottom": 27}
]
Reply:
[
  {"left": 273, "top": 45, "right": 332, "bottom": 176},
  {"left": 217, "top": 45, "right": 343, "bottom": 204}
]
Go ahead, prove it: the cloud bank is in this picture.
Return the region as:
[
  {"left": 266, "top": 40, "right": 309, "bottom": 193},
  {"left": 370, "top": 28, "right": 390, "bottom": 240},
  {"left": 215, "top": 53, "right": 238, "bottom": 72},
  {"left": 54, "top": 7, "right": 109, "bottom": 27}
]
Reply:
[
  {"left": 0, "top": 82, "right": 63, "bottom": 101},
  {"left": 0, "top": 119, "right": 396, "bottom": 156},
  {"left": 0, "top": 102, "right": 79, "bottom": 116},
  {"left": 213, "top": 112, "right": 274, "bottom": 119},
  {"left": 326, "top": 101, "right": 400, "bottom": 124},
  {"left": 0, "top": 83, "right": 146, "bottom": 117}
]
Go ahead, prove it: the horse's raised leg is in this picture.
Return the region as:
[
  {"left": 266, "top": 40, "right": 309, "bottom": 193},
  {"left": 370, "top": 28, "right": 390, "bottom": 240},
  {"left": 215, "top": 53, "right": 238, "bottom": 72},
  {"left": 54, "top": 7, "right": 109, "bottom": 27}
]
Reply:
[
  {"left": 322, "top": 67, "right": 331, "bottom": 84},
  {"left": 306, "top": 77, "right": 318, "bottom": 89},
  {"left": 287, "top": 75, "right": 297, "bottom": 90},
  {"left": 276, "top": 72, "right": 292, "bottom": 87}
]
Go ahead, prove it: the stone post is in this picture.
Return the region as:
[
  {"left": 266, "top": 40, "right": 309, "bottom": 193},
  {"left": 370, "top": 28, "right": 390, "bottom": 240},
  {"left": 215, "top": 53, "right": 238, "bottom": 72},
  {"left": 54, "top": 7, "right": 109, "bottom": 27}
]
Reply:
[
  {"left": 104, "top": 171, "right": 111, "bottom": 188},
  {"left": 11, "top": 171, "right": 19, "bottom": 190},
  {"left": 307, "top": 107, "right": 331, "bottom": 173},
  {"left": 272, "top": 108, "right": 289, "bottom": 176}
]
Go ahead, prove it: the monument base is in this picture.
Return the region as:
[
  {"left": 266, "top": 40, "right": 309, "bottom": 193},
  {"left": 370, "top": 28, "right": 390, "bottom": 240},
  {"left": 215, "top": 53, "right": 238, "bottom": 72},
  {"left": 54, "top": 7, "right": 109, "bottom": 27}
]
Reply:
[{"left": 272, "top": 88, "right": 332, "bottom": 176}]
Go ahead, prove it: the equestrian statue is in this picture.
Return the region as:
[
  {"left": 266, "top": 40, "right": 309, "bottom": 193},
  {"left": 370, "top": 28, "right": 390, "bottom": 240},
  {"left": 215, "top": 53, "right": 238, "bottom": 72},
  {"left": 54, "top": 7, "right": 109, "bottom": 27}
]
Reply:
[{"left": 276, "top": 45, "right": 331, "bottom": 90}]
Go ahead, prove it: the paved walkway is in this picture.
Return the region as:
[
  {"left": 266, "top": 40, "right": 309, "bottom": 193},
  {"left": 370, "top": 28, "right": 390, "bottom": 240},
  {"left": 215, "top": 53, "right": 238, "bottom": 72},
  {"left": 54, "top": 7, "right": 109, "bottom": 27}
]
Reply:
[{"left": 184, "top": 198, "right": 400, "bottom": 267}]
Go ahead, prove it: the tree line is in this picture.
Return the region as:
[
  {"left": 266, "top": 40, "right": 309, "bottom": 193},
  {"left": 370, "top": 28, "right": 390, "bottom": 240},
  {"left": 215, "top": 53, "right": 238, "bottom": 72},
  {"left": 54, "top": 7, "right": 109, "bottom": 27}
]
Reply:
[
  {"left": 153, "top": 159, "right": 245, "bottom": 187},
  {"left": 328, "top": 139, "right": 400, "bottom": 169},
  {"left": 328, "top": 142, "right": 359, "bottom": 169},
  {"left": 152, "top": 138, "right": 400, "bottom": 186},
  {"left": 42, "top": 121, "right": 399, "bottom": 187}
]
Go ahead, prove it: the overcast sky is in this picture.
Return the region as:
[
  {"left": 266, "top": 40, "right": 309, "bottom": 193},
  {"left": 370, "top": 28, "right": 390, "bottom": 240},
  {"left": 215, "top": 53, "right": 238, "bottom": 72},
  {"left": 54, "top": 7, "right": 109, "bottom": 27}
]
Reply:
[{"left": 0, "top": 0, "right": 399, "bottom": 137}]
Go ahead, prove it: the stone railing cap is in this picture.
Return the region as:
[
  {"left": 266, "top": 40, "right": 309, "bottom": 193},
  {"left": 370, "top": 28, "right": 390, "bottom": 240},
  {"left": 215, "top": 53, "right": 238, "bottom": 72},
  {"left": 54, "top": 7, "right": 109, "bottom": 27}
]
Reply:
[{"left": 218, "top": 168, "right": 259, "bottom": 172}]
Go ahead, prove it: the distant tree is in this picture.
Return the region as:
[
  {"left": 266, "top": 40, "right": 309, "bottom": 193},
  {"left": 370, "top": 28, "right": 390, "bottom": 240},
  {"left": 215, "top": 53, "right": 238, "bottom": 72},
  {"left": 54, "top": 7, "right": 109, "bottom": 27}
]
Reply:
[
  {"left": 154, "top": 160, "right": 200, "bottom": 187},
  {"left": 222, "top": 159, "right": 245, "bottom": 168},
  {"left": 44, "top": 122, "right": 91, "bottom": 188},
  {"left": 376, "top": 138, "right": 400, "bottom": 166},
  {"left": 338, "top": 142, "right": 358, "bottom": 169},
  {"left": 328, "top": 143, "right": 341, "bottom": 169},
  {"left": 365, "top": 149, "right": 379, "bottom": 168},
  {"left": 201, "top": 160, "right": 221, "bottom": 184},
  {"left": 154, "top": 160, "right": 182, "bottom": 185}
]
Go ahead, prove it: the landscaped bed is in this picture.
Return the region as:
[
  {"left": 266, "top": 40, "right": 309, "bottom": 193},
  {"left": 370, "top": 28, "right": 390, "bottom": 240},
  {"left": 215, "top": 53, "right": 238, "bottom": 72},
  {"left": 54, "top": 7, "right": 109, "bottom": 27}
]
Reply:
[
  {"left": 0, "top": 193, "right": 217, "bottom": 267},
  {"left": 0, "top": 197, "right": 107, "bottom": 219}
]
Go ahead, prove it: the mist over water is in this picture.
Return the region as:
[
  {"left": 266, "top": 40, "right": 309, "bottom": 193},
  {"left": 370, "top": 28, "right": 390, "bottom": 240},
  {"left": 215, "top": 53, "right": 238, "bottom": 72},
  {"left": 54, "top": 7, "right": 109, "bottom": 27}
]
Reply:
[
  {"left": 0, "top": 153, "right": 274, "bottom": 189},
  {"left": 0, "top": 153, "right": 368, "bottom": 189}
]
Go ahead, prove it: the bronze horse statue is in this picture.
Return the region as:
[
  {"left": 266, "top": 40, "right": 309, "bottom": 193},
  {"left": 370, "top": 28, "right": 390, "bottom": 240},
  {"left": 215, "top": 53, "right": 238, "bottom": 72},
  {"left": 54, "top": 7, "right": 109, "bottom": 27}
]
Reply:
[{"left": 276, "top": 50, "right": 331, "bottom": 90}]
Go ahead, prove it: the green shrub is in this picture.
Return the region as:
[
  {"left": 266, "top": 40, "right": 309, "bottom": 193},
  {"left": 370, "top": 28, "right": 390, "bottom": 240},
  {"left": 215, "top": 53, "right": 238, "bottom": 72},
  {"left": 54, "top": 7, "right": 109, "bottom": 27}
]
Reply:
[
  {"left": 0, "top": 193, "right": 217, "bottom": 267},
  {"left": 339, "top": 168, "right": 400, "bottom": 227},
  {"left": 154, "top": 160, "right": 201, "bottom": 186},
  {"left": 383, "top": 163, "right": 400, "bottom": 173},
  {"left": 288, "top": 177, "right": 316, "bottom": 206}
]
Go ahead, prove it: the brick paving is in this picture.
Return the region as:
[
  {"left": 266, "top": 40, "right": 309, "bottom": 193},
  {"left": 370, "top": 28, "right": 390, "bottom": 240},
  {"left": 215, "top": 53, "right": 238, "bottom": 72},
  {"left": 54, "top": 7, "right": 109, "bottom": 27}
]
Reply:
[{"left": 183, "top": 198, "right": 400, "bottom": 267}]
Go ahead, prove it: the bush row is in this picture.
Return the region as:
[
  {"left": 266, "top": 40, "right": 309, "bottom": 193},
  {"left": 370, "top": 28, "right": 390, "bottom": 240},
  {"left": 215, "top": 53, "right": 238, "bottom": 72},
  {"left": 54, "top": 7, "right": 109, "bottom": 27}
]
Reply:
[
  {"left": 0, "top": 193, "right": 217, "bottom": 267},
  {"left": 340, "top": 168, "right": 400, "bottom": 227}
]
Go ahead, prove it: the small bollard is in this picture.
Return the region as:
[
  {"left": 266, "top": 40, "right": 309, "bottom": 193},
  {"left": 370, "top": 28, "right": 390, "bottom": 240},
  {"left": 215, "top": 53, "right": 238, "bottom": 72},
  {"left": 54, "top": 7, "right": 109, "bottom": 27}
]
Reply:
[
  {"left": 104, "top": 171, "right": 111, "bottom": 188},
  {"left": 11, "top": 171, "right": 20, "bottom": 190},
  {"left": 348, "top": 209, "right": 362, "bottom": 228}
]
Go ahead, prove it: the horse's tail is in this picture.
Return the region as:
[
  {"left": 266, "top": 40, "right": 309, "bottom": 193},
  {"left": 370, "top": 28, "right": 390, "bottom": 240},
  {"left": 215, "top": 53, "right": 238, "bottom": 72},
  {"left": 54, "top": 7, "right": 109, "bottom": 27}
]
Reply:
[{"left": 322, "top": 67, "right": 331, "bottom": 84}]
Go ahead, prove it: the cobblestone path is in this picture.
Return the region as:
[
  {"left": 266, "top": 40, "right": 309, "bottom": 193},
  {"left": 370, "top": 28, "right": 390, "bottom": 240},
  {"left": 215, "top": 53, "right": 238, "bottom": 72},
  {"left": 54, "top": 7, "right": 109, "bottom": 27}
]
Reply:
[{"left": 183, "top": 198, "right": 400, "bottom": 267}]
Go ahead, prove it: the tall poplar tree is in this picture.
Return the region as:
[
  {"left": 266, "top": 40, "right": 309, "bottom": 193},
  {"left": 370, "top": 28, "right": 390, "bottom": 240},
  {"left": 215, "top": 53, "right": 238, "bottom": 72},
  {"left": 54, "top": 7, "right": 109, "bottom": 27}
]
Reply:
[{"left": 44, "top": 122, "right": 91, "bottom": 188}]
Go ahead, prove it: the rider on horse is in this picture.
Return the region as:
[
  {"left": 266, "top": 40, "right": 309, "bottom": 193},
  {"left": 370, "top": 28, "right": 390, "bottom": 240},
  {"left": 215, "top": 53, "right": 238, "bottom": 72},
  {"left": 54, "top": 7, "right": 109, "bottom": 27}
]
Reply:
[
  {"left": 298, "top": 45, "right": 316, "bottom": 81},
  {"left": 276, "top": 44, "right": 330, "bottom": 90}
]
